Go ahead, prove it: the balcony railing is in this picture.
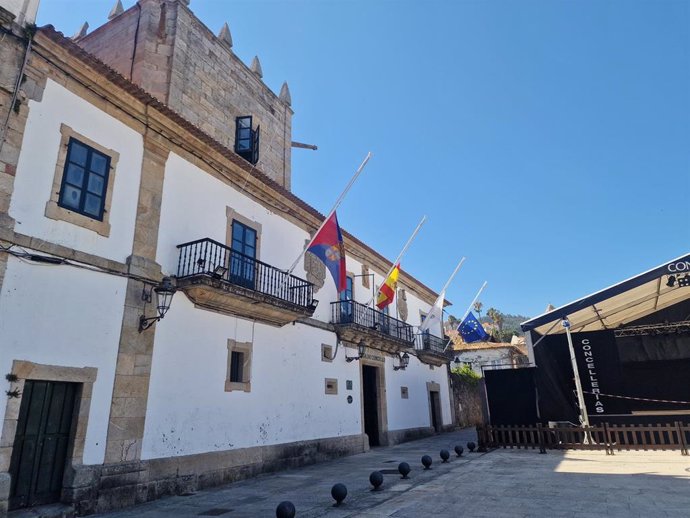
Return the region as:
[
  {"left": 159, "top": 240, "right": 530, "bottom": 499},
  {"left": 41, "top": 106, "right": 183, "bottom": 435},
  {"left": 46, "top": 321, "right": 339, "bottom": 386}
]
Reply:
[
  {"left": 418, "top": 333, "right": 449, "bottom": 355},
  {"left": 176, "top": 238, "right": 314, "bottom": 309},
  {"left": 331, "top": 300, "right": 415, "bottom": 344}
]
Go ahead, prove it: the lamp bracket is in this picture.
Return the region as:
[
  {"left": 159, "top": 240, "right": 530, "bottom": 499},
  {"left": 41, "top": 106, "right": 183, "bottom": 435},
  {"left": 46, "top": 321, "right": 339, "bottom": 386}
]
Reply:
[
  {"left": 141, "top": 283, "right": 153, "bottom": 303},
  {"left": 139, "top": 314, "right": 161, "bottom": 333}
]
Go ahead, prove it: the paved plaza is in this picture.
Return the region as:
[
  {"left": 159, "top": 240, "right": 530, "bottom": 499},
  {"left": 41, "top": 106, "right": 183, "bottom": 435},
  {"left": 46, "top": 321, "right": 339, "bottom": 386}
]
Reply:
[{"left": 85, "top": 429, "right": 690, "bottom": 518}]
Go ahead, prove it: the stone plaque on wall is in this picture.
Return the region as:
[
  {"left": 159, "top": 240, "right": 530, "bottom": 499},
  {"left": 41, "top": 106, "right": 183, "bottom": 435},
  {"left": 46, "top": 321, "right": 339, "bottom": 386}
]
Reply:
[
  {"left": 361, "top": 264, "right": 370, "bottom": 288},
  {"left": 397, "top": 289, "right": 408, "bottom": 321}
]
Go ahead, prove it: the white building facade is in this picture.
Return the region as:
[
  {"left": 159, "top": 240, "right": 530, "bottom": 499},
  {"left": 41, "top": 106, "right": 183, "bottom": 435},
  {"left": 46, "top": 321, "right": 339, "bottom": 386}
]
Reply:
[
  {"left": 0, "top": 0, "right": 454, "bottom": 514},
  {"left": 0, "top": 1, "right": 454, "bottom": 514}
]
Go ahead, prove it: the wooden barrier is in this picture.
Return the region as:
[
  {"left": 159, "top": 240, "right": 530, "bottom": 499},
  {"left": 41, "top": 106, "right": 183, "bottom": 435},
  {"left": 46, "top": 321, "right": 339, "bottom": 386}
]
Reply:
[{"left": 476, "top": 422, "right": 690, "bottom": 456}]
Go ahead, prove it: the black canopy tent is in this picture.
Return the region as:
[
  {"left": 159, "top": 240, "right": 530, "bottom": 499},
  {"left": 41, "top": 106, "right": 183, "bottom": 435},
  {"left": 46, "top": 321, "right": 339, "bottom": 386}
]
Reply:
[{"left": 520, "top": 253, "right": 690, "bottom": 425}]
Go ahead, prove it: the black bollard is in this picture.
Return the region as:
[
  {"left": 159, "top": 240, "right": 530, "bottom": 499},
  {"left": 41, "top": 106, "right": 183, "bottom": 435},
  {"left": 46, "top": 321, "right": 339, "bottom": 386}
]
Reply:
[
  {"left": 331, "top": 483, "right": 347, "bottom": 506},
  {"left": 454, "top": 445, "right": 464, "bottom": 457},
  {"left": 276, "top": 501, "right": 296, "bottom": 518},
  {"left": 440, "top": 449, "right": 450, "bottom": 463},
  {"left": 398, "top": 461, "right": 411, "bottom": 479},
  {"left": 369, "top": 470, "right": 384, "bottom": 491},
  {"left": 467, "top": 441, "right": 476, "bottom": 452},
  {"left": 421, "top": 455, "right": 432, "bottom": 470}
]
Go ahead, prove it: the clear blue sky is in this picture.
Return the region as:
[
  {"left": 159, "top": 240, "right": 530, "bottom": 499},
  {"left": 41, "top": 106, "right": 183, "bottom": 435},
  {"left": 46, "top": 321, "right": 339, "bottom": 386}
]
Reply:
[{"left": 38, "top": 0, "right": 690, "bottom": 320}]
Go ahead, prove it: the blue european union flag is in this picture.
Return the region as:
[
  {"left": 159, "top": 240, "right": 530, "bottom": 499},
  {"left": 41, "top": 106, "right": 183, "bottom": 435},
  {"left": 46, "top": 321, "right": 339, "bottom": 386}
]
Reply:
[{"left": 458, "top": 312, "right": 489, "bottom": 343}]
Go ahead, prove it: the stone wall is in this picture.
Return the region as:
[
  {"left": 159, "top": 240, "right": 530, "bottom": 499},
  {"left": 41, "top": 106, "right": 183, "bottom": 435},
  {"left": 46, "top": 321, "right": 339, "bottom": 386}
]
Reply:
[
  {"left": 79, "top": 0, "right": 293, "bottom": 189},
  {"left": 169, "top": 3, "right": 292, "bottom": 189},
  {"left": 0, "top": 7, "right": 28, "bottom": 230},
  {"left": 74, "top": 7, "right": 140, "bottom": 84},
  {"left": 451, "top": 373, "right": 485, "bottom": 427}
]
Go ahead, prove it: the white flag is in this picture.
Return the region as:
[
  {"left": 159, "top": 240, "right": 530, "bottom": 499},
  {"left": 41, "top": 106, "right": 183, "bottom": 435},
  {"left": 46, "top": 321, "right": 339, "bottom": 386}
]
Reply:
[{"left": 420, "top": 289, "right": 445, "bottom": 334}]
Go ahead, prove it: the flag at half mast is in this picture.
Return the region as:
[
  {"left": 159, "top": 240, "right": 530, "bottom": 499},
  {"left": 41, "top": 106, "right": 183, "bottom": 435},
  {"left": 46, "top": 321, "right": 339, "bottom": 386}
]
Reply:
[
  {"left": 376, "top": 263, "right": 400, "bottom": 310},
  {"left": 307, "top": 212, "right": 347, "bottom": 293},
  {"left": 458, "top": 312, "right": 489, "bottom": 343},
  {"left": 420, "top": 289, "right": 445, "bottom": 334}
]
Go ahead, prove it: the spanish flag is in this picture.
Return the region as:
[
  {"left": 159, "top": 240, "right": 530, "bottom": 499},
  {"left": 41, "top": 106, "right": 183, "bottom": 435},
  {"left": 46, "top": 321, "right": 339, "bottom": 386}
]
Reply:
[{"left": 376, "top": 264, "right": 399, "bottom": 310}]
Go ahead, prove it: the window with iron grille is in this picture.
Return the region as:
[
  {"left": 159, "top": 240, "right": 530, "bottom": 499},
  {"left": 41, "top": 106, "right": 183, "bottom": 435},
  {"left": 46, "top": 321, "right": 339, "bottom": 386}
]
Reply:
[
  {"left": 58, "top": 138, "right": 110, "bottom": 220},
  {"left": 226, "top": 339, "right": 252, "bottom": 392},
  {"left": 229, "top": 351, "right": 244, "bottom": 382},
  {"left": 235, "top": 116, "right": 260, "bottom": 164}
]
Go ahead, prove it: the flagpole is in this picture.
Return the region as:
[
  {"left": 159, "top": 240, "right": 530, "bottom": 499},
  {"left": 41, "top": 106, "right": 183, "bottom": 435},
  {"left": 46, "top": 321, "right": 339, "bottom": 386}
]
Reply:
[
  {"left": 440, "top": 257, "right": 466, "bottom": 296},
  {"left": 286, "top": 152, "right": 372, "bottom": 275},
  {"left": 419, "top": 256, "right": 466, "bottom": 333},
  {"left": 443, "top": 281, "right": 488, "bottom": 352},
  {"left": 368, "top": 215, "right": 427, "bottom": 306}
]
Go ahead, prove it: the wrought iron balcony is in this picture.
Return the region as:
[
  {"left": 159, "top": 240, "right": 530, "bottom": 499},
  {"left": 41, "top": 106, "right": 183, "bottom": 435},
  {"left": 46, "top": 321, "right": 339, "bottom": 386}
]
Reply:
[
  {"left": 416, "top": 333, "right": 454, "bottom": 366},
  {"left": 331, "top": 300, "right": 415, "bottom": 354},
  {"left": 175, "top": 238, "right": 316, "bottom": 326}
]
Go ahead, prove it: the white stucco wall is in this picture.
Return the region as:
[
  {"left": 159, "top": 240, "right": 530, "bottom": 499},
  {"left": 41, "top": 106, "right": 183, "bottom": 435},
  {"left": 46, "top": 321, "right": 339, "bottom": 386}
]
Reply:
[
  {"left": 142, "top": 294, "right": 363, "bottom": 458},
  {"left": 385, "top": 356, "right": 452, "bottom": 430},
  {"left": 145, "top": 151, "right": 451, "bottom": 458},
  {"left": 343, "top": 256, "right": 451, "bottom": 431},
  {"left": 10, "top": 79, "right": 143, "bottom": 263},
  {"left": 0, "top": 255, "right": 124, "bottom": 464}
]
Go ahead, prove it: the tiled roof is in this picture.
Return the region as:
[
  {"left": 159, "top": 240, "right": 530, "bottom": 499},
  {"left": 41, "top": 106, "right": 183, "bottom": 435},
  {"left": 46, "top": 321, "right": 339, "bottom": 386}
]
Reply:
[{"left": 447, "top": 330, "right": 527, "bottom": 355}]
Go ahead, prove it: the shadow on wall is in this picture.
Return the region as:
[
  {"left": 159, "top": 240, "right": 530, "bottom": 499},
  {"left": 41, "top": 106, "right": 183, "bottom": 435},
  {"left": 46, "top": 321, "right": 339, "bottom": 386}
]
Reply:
[{"left": 451, "top": 373, "right": 485, "bottom": 427}]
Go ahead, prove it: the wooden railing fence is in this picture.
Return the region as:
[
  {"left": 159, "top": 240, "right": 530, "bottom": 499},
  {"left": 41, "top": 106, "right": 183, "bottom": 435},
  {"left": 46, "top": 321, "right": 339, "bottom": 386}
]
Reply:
[{"left": 476, "top": 422, "right": 690, "bottom": 456}]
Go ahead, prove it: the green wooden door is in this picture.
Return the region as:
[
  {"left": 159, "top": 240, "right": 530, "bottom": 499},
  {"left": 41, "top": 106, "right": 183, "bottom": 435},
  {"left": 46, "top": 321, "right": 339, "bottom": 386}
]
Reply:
[{"left": 9, "top": 380, "right": 77, "bottom": 510}]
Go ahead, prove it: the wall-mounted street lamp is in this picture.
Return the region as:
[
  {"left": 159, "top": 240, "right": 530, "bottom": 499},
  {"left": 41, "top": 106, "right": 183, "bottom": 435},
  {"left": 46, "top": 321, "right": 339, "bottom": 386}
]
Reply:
[
  {"left": 346, "top": 339, "right": 366, "bottom": 362},
  {"left": 393, "top": 352, "right": 410, "bottom": 371},
  {"left": 212, "top": 265, "right": 228, "bottom": 278},
  {"left": 139, "top": 277, "right": 177, "bottom": 332}
]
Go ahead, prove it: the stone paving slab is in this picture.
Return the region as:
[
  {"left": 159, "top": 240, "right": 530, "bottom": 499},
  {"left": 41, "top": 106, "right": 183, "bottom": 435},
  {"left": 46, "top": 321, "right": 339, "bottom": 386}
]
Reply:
[{"left": 91, "top": 429, "right": 690, "bottom": 517}]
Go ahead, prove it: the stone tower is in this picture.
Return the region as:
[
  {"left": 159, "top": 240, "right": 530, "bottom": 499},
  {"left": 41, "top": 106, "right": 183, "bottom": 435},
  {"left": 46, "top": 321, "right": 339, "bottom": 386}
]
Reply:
[
  {"left": 0, "top": 0, "right": 41, "bottom": 26},
  {"left": 78, "top": 0, "right": 293, "bottom": 189}
]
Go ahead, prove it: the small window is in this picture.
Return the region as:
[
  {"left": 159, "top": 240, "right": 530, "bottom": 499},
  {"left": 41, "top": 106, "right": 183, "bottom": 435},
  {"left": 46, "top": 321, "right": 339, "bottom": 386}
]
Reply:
[
  {"left": 235, "top": 116, "right": 260, "bottom": 164},
  {"left": 58, "top": 138, "right": 111, "bottom": 221},
  {"left": 226, "top": 339, "right": 252, "bottom": 392},
  {"left": 325, "top": 378, "right": 338, "bottom": 395}
]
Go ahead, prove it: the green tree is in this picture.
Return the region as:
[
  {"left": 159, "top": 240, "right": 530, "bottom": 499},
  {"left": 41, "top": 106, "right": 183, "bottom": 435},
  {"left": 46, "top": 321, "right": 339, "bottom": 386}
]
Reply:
[
  {"left": 473, "top": 301, "right": 483, "bottom": 319},
  {"left": 486, "top": 307, "right": 504, "bottom": 340},
  {"left": 451, "top": 363, "right": 481, "bottom": 385}
]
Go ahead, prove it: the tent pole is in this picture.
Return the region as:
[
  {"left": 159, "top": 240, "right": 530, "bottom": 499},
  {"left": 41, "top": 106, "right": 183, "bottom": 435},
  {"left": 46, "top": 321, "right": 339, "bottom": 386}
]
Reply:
[{"left": 563, "top": 317, "right": 590, "bottom": 428}]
